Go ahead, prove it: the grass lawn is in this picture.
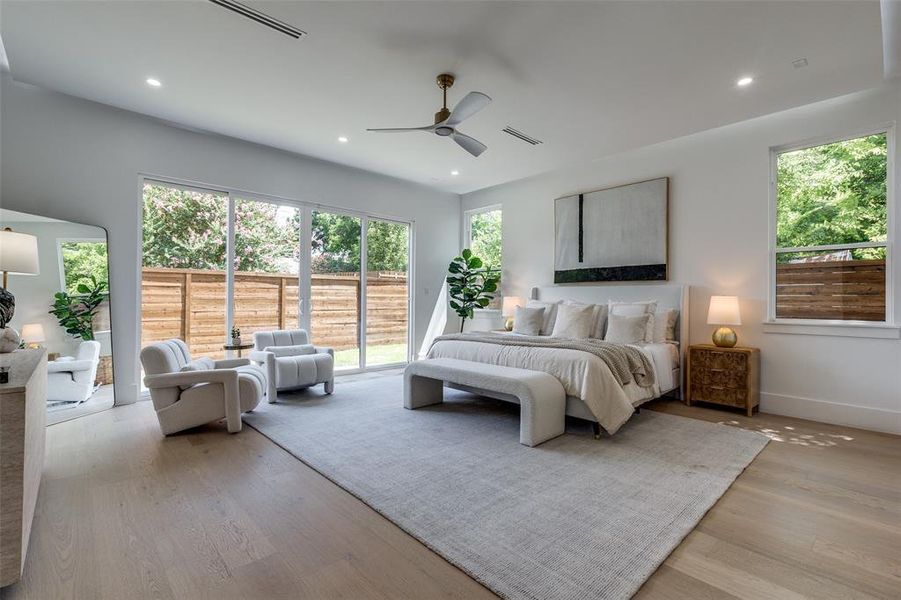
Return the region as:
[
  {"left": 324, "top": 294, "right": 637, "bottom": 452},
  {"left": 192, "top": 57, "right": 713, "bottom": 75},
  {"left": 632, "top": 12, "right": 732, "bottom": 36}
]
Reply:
[{"left": 334, "top": 343, "right": 408, "bottom": 369}]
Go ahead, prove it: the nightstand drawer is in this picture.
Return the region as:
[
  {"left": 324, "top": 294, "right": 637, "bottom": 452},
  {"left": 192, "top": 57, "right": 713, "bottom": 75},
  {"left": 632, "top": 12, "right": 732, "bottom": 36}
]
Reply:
[
  {"left": 689, "top": 348, "right": 748, "bottom": 372},
  {"left": 690, "top": 384, "right": 748, "bottom": 408},
  {"left": 689, "top": 367, "right": 747, "bottom": 390}
]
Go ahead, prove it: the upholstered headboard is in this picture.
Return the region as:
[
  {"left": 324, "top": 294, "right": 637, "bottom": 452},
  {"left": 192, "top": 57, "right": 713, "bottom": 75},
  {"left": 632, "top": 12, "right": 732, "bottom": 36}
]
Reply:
[{"left": 530, "top": 283, "right": 690, "bottom": 367}]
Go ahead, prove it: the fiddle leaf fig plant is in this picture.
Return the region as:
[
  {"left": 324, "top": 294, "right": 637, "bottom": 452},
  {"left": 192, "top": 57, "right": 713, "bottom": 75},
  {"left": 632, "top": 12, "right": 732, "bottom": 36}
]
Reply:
[
  {"left": 49, "top": 275, "right": 108, "bottom": 341},
  {"left": 447, "top": 248, "right": 500, "bottom": 332}
]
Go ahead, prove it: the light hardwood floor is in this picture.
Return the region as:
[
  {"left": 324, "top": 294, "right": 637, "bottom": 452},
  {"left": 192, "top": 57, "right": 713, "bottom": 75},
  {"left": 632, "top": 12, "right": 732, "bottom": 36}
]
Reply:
[{"left": 2, "top": 379, "right": 899, "bottom": 599}]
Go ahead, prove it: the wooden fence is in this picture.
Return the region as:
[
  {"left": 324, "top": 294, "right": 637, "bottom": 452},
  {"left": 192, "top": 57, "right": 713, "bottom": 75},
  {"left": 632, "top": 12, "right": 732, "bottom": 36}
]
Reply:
[
  {"left": 141, "top": 267, "right": 408, "bottom": 358},
  {"left": 775, "top": 259, "right": 885, "bottom": 321}
]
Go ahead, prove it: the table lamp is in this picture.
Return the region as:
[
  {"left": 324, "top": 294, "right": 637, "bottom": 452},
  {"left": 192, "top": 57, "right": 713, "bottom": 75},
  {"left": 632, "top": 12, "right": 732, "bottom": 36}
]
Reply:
[
  {"left": 21, "top": 323, "right": 46, "bottom": 349},
  {"left": 707, "top": 295, "right": 741, "bottom": 348},
  {"left": 0, "top": 227, "right": 40, "bottom": 352},
  {"left": 501, "top": 296, "right": 524, "bottom": 331}
]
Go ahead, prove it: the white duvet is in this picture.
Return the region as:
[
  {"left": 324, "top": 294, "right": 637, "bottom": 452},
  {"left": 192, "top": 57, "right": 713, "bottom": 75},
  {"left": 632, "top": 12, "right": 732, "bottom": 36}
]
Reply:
[{"left": 427, "top": 339, "right": 677, "bottom": 434}]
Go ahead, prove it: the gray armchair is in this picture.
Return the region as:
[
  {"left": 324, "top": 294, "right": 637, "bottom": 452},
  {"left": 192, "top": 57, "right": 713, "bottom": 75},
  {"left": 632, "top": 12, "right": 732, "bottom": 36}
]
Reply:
[
  {"left": 250, "top": 329, "right": 334, "bottom": 403},
  {"left": 140, "top": 339, "right": 265, "bottom": 435}
]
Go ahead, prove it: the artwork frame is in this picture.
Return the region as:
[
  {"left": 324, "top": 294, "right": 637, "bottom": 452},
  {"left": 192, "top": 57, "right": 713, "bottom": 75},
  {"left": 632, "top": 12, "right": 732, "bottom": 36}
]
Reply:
[{"left": 554, "top": 177, "right": 669, "bottom": 283}]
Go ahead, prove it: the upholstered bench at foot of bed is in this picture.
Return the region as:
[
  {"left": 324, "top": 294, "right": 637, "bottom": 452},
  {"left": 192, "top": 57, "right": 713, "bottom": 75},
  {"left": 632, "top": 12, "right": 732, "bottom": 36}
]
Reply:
[{"left": 403, "top": 358, "right": 566, "bottom": 447}]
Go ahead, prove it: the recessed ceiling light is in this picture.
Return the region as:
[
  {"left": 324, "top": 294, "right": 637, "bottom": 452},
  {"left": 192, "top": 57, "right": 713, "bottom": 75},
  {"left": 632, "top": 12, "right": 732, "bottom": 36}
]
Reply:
[
  {"left": 338, "top": 136, "right": 348, "bottom": 143},
  {"left": 736, "top": 76, "right": 754, "bottom": 87},
  {"left": 451, "top": 170, "right": 459, "bottom": 176},
  {"left": 146, "top": 78, "right": 162, "bottom": 87}
]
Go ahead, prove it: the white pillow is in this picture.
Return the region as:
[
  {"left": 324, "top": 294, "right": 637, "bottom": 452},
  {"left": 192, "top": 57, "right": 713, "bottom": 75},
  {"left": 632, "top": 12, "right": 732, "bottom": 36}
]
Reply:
[
  {"left": 550, "top": 303, "right": 596, "bottom": 339},
  {"left": 605, "top": 313, "right": 651, "bottom": 344},
  {"left": 526, "top": 300, "right": 561, "bottom": 335},
  {"left": 265, "top": 344, "right": 316, "bottom": 357},
  {"left": 652, "top": 309, "right": 679, "bottom": 343},
  {"left": 608, "top": 300, "right": 658, "bottom": 342},
  {"left": 512, "top": 305, "right": 545, "bottom": 336},
  {"left": 563, "top": 301, "right": 608, "bottom": 339}
]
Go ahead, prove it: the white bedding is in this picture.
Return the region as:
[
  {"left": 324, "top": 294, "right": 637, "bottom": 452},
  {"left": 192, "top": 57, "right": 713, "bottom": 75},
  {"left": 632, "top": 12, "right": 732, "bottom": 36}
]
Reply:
[
  {"left": 636, "top": 342, "right": 680, "bottom": 393},
  {"left": 427, "top": 338, "right": 679, "bottom": 434}
]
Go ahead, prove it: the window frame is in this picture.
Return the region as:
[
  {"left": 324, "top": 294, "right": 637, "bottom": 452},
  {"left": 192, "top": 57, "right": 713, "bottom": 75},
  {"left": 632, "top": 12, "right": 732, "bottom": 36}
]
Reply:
[
  {"left": 766, "top": 125, "right": 897, "bottom": 333},
  {"left": 462, "top": 204, "right": 503, "bottom": 313}
]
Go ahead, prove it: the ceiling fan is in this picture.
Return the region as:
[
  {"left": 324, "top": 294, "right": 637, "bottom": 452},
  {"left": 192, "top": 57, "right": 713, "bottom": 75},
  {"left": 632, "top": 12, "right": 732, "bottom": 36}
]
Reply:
[{"left": 367, "top": 74, "right": 491, "bottom": 157}]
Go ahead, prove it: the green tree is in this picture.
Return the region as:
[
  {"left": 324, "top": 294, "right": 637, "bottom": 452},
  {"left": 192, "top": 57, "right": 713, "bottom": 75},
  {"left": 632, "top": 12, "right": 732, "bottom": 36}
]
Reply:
[
  {"left": 143, "top": 185, "right": 410, "bottom": 274},
  {"left": 469, "top": 210, "right": 502, "bottom": 270},
  {"left": 777, "top": 134, "right": 886, "bottom": 262},
  {"left": 143, "top": 184, "right": 228, "bottom": 269},
  {"left": 60, "top": 241, "right": 109, "bottom": 295}
]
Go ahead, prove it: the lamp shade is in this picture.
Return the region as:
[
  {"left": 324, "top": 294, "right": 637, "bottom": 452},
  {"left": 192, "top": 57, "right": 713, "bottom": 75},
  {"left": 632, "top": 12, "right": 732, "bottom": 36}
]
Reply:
[
  {"left": 0, "top": 229, "right": 39, "bottom": 276},
  {"left": 707, "top": 296, "right": 742, "bottom": 326},
  {"left": 501, "top": 296, "right": 524, "bottom": 317},
  {"left": 21, "top": 323, "right": 45, "bottom": 344}
]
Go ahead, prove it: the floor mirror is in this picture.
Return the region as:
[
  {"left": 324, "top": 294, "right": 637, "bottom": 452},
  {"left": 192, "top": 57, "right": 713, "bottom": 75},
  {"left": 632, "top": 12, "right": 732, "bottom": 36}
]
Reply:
[{"left": 0, "top": 209, "right": 115, "bottom": 425}]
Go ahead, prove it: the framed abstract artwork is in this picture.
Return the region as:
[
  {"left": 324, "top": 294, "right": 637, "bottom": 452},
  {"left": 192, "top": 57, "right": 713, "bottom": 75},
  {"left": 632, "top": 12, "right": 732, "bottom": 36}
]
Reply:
[{"left": 554, "top": 177, "right": 668, "bottom": 283}]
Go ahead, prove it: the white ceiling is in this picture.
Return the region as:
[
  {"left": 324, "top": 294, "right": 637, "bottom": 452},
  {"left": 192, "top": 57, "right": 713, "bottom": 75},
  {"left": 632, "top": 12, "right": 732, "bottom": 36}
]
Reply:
[{"left": 0, "top": 1, "right": 886, "bottom": 194}]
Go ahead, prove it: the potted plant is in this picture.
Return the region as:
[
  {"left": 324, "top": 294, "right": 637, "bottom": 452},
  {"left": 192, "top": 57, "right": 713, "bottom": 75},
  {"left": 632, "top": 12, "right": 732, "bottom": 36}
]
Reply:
[
  {"left": 48, "top": 275, "right": 108, "bottom": 341},
  {"left": 230, "top": 326, "right": 242, "bottom": 346},
  {"left": 447, "top": 248, "right": 500, "bottom": 332}
]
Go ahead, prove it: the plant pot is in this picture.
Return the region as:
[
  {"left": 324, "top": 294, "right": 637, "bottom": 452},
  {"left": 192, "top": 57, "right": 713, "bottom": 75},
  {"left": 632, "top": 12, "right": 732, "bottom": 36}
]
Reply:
[{"left": 231, "top": 337, "right": 242, "bottom": 346}]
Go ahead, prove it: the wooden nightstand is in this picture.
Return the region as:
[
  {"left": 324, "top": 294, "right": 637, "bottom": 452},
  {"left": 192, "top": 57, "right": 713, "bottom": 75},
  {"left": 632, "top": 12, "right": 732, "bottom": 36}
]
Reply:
[{"left": 686, "top": 344, "right": 760, "bottom": 416}]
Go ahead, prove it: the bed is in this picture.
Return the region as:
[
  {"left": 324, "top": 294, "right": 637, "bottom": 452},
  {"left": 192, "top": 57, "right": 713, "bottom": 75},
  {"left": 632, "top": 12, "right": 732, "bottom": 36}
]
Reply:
[{"left": 427, "top": 284, "right": 688, "bottom": 435}]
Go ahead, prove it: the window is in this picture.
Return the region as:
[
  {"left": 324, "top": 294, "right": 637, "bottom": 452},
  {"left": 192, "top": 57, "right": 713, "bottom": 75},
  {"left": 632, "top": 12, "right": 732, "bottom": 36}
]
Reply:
[
  {"left": 59, "top": 239, "right": 109, "bottom": 295},
  {"left": 464, "top": 206, "right": 502, "bottom": 309},
  {"left": 772, "top": 131, "right": 890, "bottom": 323},
  {"left": 140, "top": 179, "right": 413, "bottom": 371}
]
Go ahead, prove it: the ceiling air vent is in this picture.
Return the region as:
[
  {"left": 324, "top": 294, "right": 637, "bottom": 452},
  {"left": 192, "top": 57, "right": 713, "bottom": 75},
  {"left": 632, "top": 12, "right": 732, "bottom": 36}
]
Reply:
[
  {"left": 208, "top": 0, "right": 306, "bottom": 39},
  {"left": 502, "top": 126, "right": 542, "bottom": 146}
]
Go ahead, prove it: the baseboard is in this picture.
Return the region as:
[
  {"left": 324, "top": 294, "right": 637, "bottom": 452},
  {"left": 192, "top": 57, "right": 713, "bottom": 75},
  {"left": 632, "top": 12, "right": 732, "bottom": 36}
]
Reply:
[{"left": 761, "top": 392, "right": 901, "bottom": 435}]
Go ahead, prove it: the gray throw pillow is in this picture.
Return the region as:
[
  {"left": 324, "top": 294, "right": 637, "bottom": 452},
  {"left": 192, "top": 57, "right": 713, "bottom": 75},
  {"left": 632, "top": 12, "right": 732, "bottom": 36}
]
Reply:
[
  {"left": 513, "top": 305, "right": 545, "bottom": 336},
  {"left": 604, "top": 313, "right": 651, "bottom": 344}
]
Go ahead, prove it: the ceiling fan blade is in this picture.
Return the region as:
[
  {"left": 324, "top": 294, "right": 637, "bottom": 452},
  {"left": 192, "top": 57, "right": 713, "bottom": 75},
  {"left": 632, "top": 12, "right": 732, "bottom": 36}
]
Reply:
[
  {"left": 445, "top": 91, "right": 491, "bottom": 127},
  {"left": 452, "top": 131, "right": 487, "bottom": 157},
  {"left": 366, "top": 126, "right": 435, "bottom": 133}
]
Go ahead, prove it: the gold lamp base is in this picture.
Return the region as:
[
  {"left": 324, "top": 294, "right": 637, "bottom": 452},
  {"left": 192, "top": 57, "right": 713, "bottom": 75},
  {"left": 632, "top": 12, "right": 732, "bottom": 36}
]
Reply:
[
  {"left": 504, "top": 317, "right": 514, "bottom": 331},
  {"left": 712, "top": 326, "right": 738, "bottom": 348}
]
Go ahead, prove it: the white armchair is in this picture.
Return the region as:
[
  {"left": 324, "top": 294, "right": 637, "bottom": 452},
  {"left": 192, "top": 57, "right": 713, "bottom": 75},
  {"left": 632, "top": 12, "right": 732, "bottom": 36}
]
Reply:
[
  {"left": 140, "top": 339, "right": 265, "bottom": 435},
  {"left": 250, "top": 329, "right": 334, "bottom": 403},
  {"left": 47, "top": 340, "right": 101, "bottom": 403}
]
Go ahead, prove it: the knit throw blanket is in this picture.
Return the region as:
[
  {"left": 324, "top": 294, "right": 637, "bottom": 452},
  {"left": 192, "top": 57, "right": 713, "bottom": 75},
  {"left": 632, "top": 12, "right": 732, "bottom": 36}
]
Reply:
[{"left": 432, "top": 332, "right": 656, "bottom": 388}]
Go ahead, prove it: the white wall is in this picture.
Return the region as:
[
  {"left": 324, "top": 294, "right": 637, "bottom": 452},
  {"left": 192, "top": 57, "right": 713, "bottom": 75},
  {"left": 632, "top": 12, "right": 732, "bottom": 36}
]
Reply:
[
  {"left": 0, "top": 75, "right": 460, "bottom": 404},
  {"left": 462, "top": 83, "right": 901, "bottom": 434}
]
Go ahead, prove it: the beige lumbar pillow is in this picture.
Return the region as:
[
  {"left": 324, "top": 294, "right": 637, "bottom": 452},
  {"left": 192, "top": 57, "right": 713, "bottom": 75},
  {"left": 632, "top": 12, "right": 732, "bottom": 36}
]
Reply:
[
  {"left": 513, "top": 305, "right": 545, "bottom": 336},
  {"left": 551, "top": 303, "right": 596, "bottom": 339},
  {"left": 605, "top": 313, "right": 651, "bottom": 344}
]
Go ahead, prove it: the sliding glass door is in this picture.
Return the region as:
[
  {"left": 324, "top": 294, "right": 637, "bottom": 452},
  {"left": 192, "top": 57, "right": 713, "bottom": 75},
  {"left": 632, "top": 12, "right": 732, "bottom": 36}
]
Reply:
[
  {"left": 234, "top": 198, "right": 301, "bottom": 338},
  {"left": 310, "top": 211, "right": 362, "bottom": 370},
  {"left": 141, "top": 179, "right": 412, "bottom": 373},
  {"left": 365, "top": 219, "right": 410, "bottom": 367}
]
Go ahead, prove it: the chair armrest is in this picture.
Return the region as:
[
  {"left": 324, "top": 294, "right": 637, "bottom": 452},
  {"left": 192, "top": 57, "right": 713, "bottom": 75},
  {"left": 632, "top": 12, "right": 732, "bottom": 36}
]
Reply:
[
  {"left": 143, "top": 368, "right": 238, "bottom": 389},
  {"left": 249, "top": 350, "right": 273, "bottom": 364},
  {"left": 214, "top": 358, "right": 249, "bottom": 368},
  {"left": 48, "top": 359, "right": 95, "bottom": 373},
  {"left": 315, "top": 347, "right": 334, "bottom": 357},
  {"left": 144, "top": 369, "right": 243, "bottom": 433}
]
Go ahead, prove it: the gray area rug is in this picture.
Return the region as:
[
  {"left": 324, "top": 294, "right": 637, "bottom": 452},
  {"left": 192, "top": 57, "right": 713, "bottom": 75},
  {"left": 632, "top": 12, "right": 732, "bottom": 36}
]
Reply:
[{"left": 244, "top": 375, "right": 768, "bottom": 600}]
